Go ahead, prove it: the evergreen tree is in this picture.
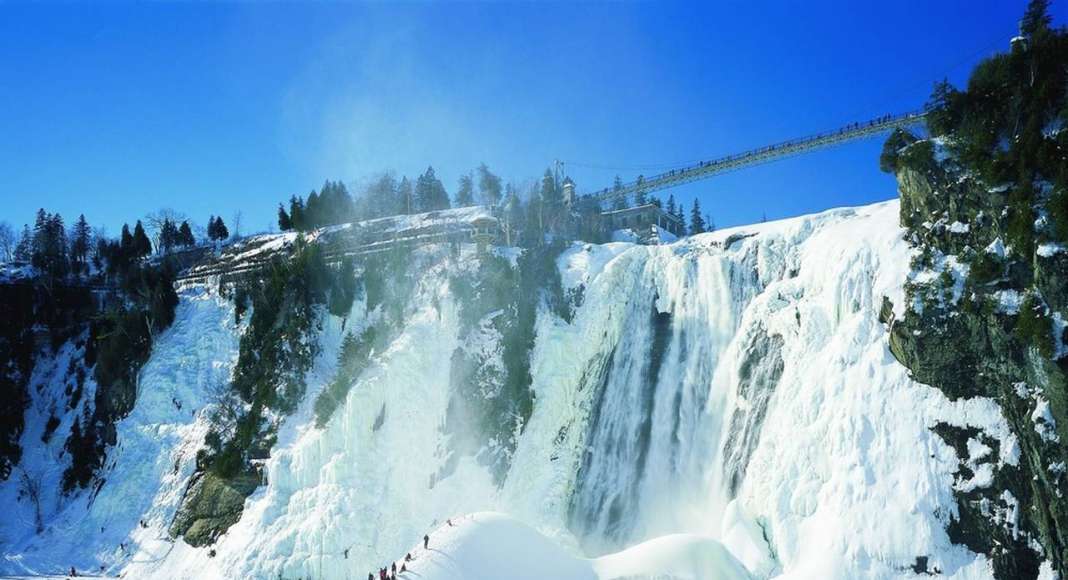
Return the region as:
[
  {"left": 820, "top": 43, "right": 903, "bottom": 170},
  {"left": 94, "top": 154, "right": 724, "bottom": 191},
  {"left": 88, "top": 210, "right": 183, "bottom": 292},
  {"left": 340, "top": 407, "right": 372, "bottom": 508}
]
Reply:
[
  {"left": 633, "top": 181, "right": 648, "bottom": 206},
  {"left": 305, "top": 190, "right": 322, "bottom": 228},
  {"left": 31, "top": 211, "right": 70, "bottom": 279},
  {"left": 455, "top": 173, "right": 475, "bottom": 207},
  {"left": 288, "top": 196, "right": 306, "bottom": 231},
  {"left": 540, "top": 168, "right": 563, "bottom": 235},
  {"left": 159, "top": 218, "right": 179, "bottom": 254},
  {"left": 31, "top": 209, "right": 48, "bottom": 261},
  {"left": 541, "top": 168, "right": 561, "bottom": 206},
  {"left": 1022, "top": 0, "right": 1051, "bottom": 36},
  {"left": 612, "top": 175, "right": 627, "bottom": 210},
  {"left": 133, "top": 220, "right": 152, "bottom": 258},
  {"left": 689, "top": 199, "right": 706, "bottom": 235},
  {"left": 415, "top": 166, "right": 450, "bottom": 212},
  {"left": 212, "top": 217, "right": 229, "bottom": 241},
  {"left": 666, "top": 194, "right": 677, "bottom": 216},
  {"left": 477, "top": 163, "right": 502, "bottom": 207},
  {"left": 70, "top": 214, "right": 91, "bottom": 273},
  {"left": 503, "top": 185, "right": 524, "bottom": 246},
  {"left": 120, "top": 224, "right": 133, "bottom": 258},
  {"left": 15, "top": 224, "right": 33, "bottom": 261},
  {"left": 363, "top": 174, "right": 399, "bottom": 218},
  {"left": 397, "top": 177, "right": 414, "bottom": 215},
  {"left": 178, "top": 221, "right": 195, "bottom": 247},
  {"left": 277, "top": 204, "right": 292, "bottom": 231},
  {"left": 317, "top": 180, "right": 355, "bottom": 224}
]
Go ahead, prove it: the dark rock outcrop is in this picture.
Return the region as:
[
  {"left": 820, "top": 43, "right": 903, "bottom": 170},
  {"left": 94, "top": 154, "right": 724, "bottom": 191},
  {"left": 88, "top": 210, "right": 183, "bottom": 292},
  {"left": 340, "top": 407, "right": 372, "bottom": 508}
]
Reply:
[
  {"left": 170, "top": 471, "right": 262, "bottom": 547},
  {"left": 888, "top": 157, "right": 1068, "bottom": 579}
]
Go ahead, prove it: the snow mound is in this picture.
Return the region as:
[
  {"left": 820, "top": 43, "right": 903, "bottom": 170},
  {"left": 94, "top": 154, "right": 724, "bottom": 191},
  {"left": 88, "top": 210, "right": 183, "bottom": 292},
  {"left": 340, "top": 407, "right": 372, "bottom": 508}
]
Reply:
[{"left": 408, "top": 512, "right": 750, "bottom": 580}]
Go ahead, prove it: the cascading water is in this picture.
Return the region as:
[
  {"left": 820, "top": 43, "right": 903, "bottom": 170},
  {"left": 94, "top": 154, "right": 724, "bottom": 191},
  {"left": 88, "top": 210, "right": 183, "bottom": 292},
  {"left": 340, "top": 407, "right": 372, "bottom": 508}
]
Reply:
[
  {"left": 567, "top": 246, "right": 766, "bottom": 555},
  {"left": 4, "top": 201, "right": 1018, "bottom": 579}
]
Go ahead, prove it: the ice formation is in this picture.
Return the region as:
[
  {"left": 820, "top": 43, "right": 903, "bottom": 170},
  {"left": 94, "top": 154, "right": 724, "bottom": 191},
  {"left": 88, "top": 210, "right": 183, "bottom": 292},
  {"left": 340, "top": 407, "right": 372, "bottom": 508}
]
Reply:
[{"left": 1, "top": 200, "right": 1014, "bottom": 579}]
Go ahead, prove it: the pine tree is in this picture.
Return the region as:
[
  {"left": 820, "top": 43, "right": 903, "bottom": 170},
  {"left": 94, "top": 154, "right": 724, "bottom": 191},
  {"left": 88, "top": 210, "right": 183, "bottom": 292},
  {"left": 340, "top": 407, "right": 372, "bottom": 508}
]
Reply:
[
  {"left": 364, "top": 174, "right": 399, "bottom": 218},
  {"left": 503, "top": 185, "right": 523, "bottom": 246},
  {"left": 178, "top": 221, "right": 195, "bottom": 247},
  {"left": 1022, "top": 0, "right": 1051, "bottom": 36},
  {"left": 277, "top": 204, "right": 293, "bottom": 231},
  {"left": 120, "top": 224, "right": 133, "bottom": 258},
  {"left": 306, "top": 189, "right": 322, "bottom": 228},
  {"left": 31, "top": 212, "right": 70, "bottom": 279},
  {"left": 689, "top": 199, "right": 706, "bottom": 235},
  {"left": 541, "top": 169, "right": 560, "bottom": 206},
  {"left": 415, "top": 166, "right": 450, "bottom": 212},
  {"left": 133, "top": 220, "right": 151, "bottom": 257},
  {"left": 538, "top": 168, "right": 563, "bottom": 235},
  {"left": 477, "top": 163, "right": 502, "bottom": 207},
  {"left": 31, "top": 209, "right": 48, "bottom": 267},
  {"left": 633, "top": 176, "right": 648, "bottom": 206},
  {"left": 455, "top": 173, "right": 475, "bottom": 207},
  {"left": 666, "top": 194, "right": 677, "bottom": 216},
  {"left": 70, "top": 214, "right": 91, "bottom": 273},
  {"left": 612, "top": 175, "right": 627, "bottom": 210},
  {"left": 288, "top": 196, "right": 306, "bottom": 231},
  {"left": 397, "top": 177, "right": 414, "bottom": 215},
  {"left": 15, "top": 224, "right": 33, "bottom": 261},
  {"left": 211, "top": 217, "right": 229, "bottom": 241},
  {"left": 159, "top": 218, "right": 178, "bottom": 254}
]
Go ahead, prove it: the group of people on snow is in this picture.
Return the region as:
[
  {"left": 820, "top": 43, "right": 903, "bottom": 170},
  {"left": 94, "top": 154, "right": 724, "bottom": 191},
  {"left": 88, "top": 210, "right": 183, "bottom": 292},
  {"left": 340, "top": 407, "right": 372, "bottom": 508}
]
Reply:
[{"left": 367, "top": 534, "right": 427, "bottom": 579}]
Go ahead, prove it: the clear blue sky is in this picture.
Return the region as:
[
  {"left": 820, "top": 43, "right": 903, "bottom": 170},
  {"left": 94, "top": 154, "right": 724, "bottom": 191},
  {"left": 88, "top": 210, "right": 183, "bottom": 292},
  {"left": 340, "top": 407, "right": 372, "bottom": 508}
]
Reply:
[{"left": 2, "top": 1, "right": 1064, "bottom": 237}]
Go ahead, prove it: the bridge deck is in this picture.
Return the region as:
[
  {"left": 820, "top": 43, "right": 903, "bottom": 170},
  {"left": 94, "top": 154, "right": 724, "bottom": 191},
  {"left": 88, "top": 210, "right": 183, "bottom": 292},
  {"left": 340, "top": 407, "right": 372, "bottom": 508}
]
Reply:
[{"left": 586, "top": 111, "right": 926, "bottom": 201}]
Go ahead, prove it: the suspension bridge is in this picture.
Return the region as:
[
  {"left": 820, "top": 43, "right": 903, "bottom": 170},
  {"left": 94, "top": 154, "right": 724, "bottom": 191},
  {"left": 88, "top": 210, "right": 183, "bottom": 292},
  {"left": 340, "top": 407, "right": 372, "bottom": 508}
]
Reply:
[
  {"left": 576, "top": 110, "right": 927, "bottom": 202},
  {"left": 170, "top": 109, "right": 929, "bottom": 283}
]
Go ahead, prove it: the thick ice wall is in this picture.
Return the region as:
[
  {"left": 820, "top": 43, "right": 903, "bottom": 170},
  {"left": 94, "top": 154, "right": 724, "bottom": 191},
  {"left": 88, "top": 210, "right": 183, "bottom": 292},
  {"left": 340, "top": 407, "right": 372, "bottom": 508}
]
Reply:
[
  {"left": 722, "top": 202, "right": 1012, "bottom": 578},
  {"left": 151, "top": 251, "right": 506, "bottom": 580},
  {"left": 0, "top": 288, "right": 239, "bottom": 576},
  {"left": 9, "top": 199, "right": 1016, "bottom": 580},
  {"left": 504, "top": 200, "right": 1011, "bottom": 577}
]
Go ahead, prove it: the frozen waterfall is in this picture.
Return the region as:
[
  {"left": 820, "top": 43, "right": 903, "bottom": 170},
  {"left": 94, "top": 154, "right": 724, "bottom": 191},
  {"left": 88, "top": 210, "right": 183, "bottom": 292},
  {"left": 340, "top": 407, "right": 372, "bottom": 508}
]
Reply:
[{"left": 1, "top": 200, "right": 1017, "bottom": 579}]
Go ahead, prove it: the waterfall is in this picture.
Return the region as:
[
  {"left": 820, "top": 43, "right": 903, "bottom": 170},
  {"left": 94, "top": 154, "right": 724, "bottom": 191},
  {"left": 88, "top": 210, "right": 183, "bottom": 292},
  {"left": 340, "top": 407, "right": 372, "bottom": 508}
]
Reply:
[
  {"left": 565, "top": 242, "right": 772, "bottom": 555},
  {"left": 7, "top": 201, "right": 1012, "bottom": 580}
]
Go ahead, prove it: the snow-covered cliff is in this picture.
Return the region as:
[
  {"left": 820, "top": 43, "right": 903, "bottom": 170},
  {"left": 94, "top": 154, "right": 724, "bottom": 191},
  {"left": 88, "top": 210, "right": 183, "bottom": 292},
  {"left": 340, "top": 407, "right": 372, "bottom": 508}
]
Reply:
[{"left": 0, "top": 200, "right": 1018, "bottom": 579}]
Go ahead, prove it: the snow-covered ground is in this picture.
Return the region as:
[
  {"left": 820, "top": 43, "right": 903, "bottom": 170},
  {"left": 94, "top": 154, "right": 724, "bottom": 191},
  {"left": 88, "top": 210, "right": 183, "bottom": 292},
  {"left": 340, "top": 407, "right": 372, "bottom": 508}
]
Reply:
[
  {"left": 0, "top": 288, "right": 240, "bottom": 577},
  {"left": 2, "top": 200, "right": 1015, "bottom": 579}
]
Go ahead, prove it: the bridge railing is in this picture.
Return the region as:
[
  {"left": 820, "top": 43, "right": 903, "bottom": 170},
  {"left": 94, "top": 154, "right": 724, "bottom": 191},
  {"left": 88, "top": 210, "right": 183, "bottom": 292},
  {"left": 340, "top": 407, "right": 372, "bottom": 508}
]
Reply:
[{"left": 588, "top": 111, "right": 926, "bottom": 201}]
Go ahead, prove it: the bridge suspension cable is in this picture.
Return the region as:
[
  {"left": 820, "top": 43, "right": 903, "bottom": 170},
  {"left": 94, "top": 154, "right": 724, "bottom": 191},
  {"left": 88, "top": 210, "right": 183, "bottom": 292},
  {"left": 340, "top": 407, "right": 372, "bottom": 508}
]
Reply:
[{"left": 579, "top": 110, "right": 927, "bottom": 202}]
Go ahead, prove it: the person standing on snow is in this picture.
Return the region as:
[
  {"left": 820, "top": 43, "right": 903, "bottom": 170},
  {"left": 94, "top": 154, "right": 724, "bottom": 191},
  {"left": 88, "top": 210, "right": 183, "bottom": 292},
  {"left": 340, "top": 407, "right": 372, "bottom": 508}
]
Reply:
[{"left": 423, "top": 534, "right": 429, "bottom": 549}]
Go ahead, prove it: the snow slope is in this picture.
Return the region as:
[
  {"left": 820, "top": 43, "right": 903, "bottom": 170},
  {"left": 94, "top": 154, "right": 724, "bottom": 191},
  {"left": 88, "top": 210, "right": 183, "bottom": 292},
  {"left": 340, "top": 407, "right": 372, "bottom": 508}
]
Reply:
[
  {"left": 2, "top": 199, "right": 1014, "bottom": 579},
  {"left": 0, "top": 288, "right": 239, "bottom": 576},
  {"left": 389, "top": 512, "right": 751, "bottom": 580}
]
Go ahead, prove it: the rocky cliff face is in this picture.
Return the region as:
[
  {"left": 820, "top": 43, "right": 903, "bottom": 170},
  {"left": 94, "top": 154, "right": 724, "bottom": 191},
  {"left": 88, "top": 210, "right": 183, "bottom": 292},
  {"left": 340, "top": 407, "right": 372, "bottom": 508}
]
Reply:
[{"left": 887, "top": 153, "right": 1068, "bottom": 579}]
